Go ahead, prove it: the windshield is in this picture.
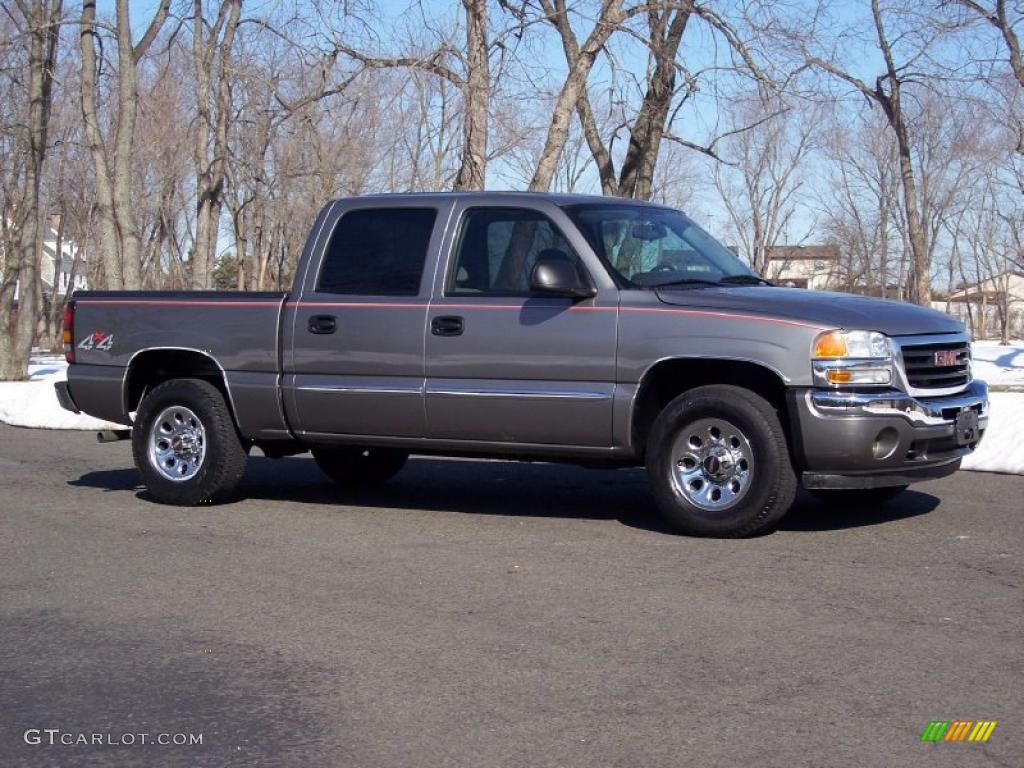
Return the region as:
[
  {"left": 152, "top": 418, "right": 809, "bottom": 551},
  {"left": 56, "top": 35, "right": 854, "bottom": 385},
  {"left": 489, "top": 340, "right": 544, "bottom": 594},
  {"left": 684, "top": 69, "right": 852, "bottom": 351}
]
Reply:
[{"left": 565, "top": 204, "right": 758, "bottom": 288}]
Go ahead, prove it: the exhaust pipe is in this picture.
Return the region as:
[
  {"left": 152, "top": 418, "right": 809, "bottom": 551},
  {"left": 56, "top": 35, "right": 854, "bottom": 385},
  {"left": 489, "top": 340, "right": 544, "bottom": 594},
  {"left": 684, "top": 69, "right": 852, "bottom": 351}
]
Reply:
[{"left": 96, "top": 429, "right": 131, "bottom": 443}]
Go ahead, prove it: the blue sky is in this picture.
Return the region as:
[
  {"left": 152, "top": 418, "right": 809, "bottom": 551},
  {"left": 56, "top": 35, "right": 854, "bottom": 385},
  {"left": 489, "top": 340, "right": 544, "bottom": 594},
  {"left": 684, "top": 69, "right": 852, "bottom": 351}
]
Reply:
[{"left": 89, "top": 0, "right": 1000, "bottom": 278}]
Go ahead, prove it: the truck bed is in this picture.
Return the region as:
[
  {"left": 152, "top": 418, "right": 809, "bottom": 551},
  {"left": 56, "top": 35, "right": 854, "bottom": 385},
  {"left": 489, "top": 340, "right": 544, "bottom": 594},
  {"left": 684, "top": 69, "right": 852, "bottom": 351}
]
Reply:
[{"left": 67, "top": 291, "right": 289, "bottom": 436}]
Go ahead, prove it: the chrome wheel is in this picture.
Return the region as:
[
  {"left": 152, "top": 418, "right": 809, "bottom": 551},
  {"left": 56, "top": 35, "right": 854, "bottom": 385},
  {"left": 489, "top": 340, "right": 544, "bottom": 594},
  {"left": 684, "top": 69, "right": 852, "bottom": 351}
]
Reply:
[
  {"left": 670, "top": 417, "right": 754, "bottom": 511},
  {"left": 148, "top": 405, "right": 206, "bottom": 482}
]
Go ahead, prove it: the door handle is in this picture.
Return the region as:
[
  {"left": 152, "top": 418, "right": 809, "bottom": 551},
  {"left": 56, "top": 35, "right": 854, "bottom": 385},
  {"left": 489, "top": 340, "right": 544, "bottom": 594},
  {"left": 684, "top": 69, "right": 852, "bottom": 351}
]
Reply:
[
  {"left": 307, "top": 315, "right": 337, "bottom": 334},
  {"left": 431, "top": 315, "right": 464, "bottom": 337}
]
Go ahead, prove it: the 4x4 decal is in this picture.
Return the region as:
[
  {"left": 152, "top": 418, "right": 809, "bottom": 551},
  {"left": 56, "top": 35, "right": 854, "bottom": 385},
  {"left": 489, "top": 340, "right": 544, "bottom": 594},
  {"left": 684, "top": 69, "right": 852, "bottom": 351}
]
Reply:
[{"left": 78, "top": 331, "right": 114, "bottom": 352}]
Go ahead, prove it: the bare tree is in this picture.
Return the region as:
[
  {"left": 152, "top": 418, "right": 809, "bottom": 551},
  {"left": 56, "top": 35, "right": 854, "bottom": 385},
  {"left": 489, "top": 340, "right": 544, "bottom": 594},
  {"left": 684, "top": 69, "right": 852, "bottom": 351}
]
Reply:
[
  {"left": 136, "top": 51, "right": 194, "bottom": 290},
  {"left": 456, "top": 0, "right": 488, "bottom": 189},
  {"left": 819, "top": 109, "right": 901, "bottom": 295},
  {"left": 916, "top": 91, "right": 994, "bottom": 287},
  {"left": 529, "top": 0, "right": 631, "bottom": 191},
  {"left": 800, "top": 0, "right": 958, "bottom": 305},
  {"left": 714, "top": 96, "right": 815, "bottom": 276},
  {"left": 333, "top": 0, "right": 491, "bottom": 190},
  {"left": 538, "top": 0, "right": 769, "bottom": 199},
  {"left": 0, "top": 0, "right": 62, "bottom": 381},
  {"left": 79, "top": 0, "right": 171, "bottom": 290},
  {"left": 962, "top": 181, "right": 1017, "bottom": 340},
  {"left": 189, "top": 0, "right": 242, "bottom": 289},
  {"left": 948, "top": 0, "right": 1024, "bottom": 170},
  {"left": 951, "top": 0, "right": 1024, "bottom": 88},
  {"left": 10, "top": 0, "right": 1024, "bottom": 352},
  {"left": 941, "top": 120, "right": 1024, "bottom": 339}
]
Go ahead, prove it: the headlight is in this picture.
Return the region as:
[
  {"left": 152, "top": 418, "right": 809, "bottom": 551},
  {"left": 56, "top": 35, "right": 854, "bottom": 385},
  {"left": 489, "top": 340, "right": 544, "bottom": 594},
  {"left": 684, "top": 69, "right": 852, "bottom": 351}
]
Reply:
[
  {"left": 812, "top": 330, "right": 893, "bottom": 386},
  {"left": 813, "top": 330, "right": 890, "bottom": 359}
]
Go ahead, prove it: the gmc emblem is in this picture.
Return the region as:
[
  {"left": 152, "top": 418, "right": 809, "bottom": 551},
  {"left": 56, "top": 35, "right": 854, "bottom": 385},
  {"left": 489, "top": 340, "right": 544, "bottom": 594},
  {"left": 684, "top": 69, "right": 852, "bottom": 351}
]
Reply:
[{"left": 933, "top": 349, "right": 960, "bottom": 367}]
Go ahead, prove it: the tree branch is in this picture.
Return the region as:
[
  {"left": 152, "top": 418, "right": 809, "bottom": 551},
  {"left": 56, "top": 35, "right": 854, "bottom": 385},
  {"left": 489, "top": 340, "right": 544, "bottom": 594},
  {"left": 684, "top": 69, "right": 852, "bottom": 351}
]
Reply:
[
  {"left": 133, "top": 0, "right": 170, "bottom": 61},
  {"left": 332, "top": 43, "right": 465, "bottom": 87}
]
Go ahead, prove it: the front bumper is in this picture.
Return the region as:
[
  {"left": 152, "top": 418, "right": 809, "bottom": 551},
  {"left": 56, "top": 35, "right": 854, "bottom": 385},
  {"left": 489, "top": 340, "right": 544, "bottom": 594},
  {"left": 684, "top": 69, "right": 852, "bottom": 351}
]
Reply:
[{"left": 789, "top": 380, "right": 988, "bottom": 489}]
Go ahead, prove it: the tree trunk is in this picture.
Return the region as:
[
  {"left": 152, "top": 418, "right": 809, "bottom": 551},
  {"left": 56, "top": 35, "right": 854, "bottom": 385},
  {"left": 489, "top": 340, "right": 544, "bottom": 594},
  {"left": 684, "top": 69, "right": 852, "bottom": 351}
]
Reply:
[
  {"left": 0, "top": 0, "right": 62, "bottom": 380},
  {"left": 79, "top": 1, "right": 123, "bottom": 288},
  {"left": 48, "top": 210, "right": 65, "bottom": 348},
  {"left": 618, "top": 7, "right": 691, "bottom": 199},
  {"left": 79, "top": 0, "right": 169, "bottom": 290},
  {"left": 191, "top": 0, "right": 242, "bottom": 288},
  {"left": 543, "top": 0, "right": 619, "bottom": 195},
  {"left": 870, "top": 0, "right": 930, "bottom": 305},
  {"left": 530, "top": 0, "right": 624, "bottom": 192},
  {"left": 453, "top": 0, "right": 488, "bottom": 191},
  {"left": 891, "top": 116, "right": 931, "bottom": 305},
  {"left": 878, "top": 193, "right": 889, "bottom": 296},
  {"left": 111, "top": 0, "right": 141, "bottom": 289}
]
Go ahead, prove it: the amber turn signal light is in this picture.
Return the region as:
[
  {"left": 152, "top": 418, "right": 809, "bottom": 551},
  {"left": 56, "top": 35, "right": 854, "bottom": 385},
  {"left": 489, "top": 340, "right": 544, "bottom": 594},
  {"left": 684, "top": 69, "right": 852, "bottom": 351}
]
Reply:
[
  {"left": 825, "top": 369, "right": 853, "bottom": 384},
  {"left": 813, "top": 331, "right": 848, "bottom": 359}
]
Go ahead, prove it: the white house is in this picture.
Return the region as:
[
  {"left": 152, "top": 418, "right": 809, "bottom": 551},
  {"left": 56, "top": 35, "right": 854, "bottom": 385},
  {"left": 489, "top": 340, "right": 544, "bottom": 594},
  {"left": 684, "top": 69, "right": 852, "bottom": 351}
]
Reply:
[
  {"left": 942, "top": 271, "right": 1024, "bottom": 340},
  {"left": 10, "top": 214, "right": 87, "bottom": 304},
  {"left": 764, "top": 245, "right": 840, "bottom": 290}
]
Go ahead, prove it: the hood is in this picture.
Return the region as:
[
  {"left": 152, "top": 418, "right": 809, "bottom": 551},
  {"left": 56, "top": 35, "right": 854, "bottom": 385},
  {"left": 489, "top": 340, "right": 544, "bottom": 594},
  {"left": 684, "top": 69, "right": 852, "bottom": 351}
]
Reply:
[{"left": 654, "top": 286, "right": 965, "bottom": 337}]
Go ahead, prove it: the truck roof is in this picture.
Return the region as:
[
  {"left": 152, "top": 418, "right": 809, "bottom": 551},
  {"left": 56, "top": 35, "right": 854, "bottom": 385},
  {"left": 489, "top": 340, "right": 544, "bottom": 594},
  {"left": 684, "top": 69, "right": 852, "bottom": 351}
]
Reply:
[{"left": 336, "top": 191, "right": 676, "bottom": 209}]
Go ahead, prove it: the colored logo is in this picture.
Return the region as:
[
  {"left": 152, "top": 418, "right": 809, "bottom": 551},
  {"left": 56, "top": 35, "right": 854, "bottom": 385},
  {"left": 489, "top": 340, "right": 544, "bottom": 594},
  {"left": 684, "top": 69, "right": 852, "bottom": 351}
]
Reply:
[
  {"left": 921, "top": 721, "right": 997, "bottom": 742},
  {"left": 78, "top": 331, "right": 114, "bottom": 351},
  {"left": 933, "top": 349, "right": 961, "bottom": 367}
]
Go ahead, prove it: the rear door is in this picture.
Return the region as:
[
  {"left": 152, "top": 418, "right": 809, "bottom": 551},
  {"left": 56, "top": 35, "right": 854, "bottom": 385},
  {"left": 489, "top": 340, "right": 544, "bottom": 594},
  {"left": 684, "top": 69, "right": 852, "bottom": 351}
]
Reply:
[
  {"left": 424, "top": 199, "right": 618, "bottom": 446},
  {"left": 284, "top": 199, "right": 450, "bottom": 438}
]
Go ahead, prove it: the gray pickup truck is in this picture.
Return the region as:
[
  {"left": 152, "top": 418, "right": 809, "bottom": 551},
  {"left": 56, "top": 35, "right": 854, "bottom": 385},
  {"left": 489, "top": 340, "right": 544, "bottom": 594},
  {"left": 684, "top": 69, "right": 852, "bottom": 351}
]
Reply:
[{"left": 57, "top": 192, "right": 987, "bottom": 536}]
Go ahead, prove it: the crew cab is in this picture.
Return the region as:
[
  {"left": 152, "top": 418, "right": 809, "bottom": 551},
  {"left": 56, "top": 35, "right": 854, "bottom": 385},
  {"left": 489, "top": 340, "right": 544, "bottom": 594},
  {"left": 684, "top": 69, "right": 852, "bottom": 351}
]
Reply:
[{"left": 56, "top": 192, "right": 988, "bottom": 537}]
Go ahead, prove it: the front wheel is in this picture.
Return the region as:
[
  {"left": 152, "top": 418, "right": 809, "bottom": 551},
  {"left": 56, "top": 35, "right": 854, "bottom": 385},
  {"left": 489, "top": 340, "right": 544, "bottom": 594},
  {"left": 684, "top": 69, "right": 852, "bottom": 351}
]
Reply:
[
  {"left": 132, "top": 378, "right": 248, "bottom": 505},
  {"left": 312, "top": 447, "right": 408, "bottom": 486},
  {"left": 646, "top": 385, "right": 797, "bottom": 537}
]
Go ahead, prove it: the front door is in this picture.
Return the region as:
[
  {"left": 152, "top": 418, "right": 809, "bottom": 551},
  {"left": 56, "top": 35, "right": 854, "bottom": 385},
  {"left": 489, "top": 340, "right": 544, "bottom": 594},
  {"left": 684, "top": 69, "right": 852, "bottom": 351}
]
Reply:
[
  {"left": 424, "top": 202, "right": 618, "bottom": 446},
  {"left": 285, "top": 201, "right": 447, "bottom": 438}
]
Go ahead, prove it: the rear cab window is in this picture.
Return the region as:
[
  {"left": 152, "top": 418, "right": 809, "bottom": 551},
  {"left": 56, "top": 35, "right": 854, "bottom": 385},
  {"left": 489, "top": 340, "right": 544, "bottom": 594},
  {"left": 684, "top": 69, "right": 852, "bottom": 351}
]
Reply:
[{"left": 317, "top": 207, "right": 438, "bottom": 295}]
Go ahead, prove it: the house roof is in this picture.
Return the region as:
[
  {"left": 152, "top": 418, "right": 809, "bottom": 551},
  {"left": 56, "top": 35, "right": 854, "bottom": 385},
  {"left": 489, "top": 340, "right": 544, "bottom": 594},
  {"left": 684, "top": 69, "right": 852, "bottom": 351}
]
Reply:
[
  {"left": 947, "top": 270, "right": 1024, "bottom": 301},
  {"left": 766, "top": 245, "right": 839, "bottom": 262}
]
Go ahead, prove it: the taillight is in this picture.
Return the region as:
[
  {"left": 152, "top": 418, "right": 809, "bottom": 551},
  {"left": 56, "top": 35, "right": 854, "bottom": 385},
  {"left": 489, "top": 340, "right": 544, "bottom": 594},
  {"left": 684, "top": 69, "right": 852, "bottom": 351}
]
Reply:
[{"left": 63, "top": 301, "right": 75, "bottom": 363}]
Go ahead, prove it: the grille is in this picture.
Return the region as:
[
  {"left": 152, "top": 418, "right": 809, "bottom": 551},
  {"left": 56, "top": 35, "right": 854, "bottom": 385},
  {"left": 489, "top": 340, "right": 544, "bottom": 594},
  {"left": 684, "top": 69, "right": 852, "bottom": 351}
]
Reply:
[{"left": 900, "top": 340, "right": 970, "bottom": 390}]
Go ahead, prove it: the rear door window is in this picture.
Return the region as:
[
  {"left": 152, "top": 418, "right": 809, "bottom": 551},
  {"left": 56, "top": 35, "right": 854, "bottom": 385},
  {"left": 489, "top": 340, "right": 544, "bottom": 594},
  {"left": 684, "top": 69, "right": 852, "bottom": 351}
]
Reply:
[{"left": 318, "top": 208, "right": 437, "bottom": 295}]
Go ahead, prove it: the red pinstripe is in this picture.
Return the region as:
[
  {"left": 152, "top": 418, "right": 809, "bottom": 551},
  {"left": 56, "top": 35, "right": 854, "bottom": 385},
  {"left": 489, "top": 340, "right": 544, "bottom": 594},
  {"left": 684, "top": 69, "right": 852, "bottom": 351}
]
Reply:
[
  {"left": 76, "top": 299, "right": 282, "bottom": 307},
  {"left": 74, "top": 298, "right": 824, "bottom": 329}
]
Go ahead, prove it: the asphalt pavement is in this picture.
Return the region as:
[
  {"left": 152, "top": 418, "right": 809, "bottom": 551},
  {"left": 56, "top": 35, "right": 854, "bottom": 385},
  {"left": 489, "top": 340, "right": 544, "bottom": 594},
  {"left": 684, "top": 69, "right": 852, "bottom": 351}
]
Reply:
[{"left": 0, "top": 423, "right": 1020, "bottom": 767}]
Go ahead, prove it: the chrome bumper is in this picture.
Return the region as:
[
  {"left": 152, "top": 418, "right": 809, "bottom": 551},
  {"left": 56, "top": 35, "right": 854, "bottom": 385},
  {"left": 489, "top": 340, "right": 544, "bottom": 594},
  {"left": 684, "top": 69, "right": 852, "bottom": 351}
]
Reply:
[
  {"left": 808, "top": 379, "right": 988, "bottom": 428},
  {"left": 790, "top": 379, "right": 988, "bottom": 480}
]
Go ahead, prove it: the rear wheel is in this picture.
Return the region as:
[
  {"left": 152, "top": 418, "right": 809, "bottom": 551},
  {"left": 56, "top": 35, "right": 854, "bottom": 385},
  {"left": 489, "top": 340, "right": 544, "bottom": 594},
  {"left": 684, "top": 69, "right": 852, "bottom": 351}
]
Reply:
[
  {"left": 808, "top": 486, "right": 909, "bottom": 507},
  {"left": 312, "top": 447, "right": 408, "bottom": 486},
  {"left": 132, "top": 378, "right": 247, "bottom": 505},
  {"left": 646, "top": 385, "right": 797, "bottom": 537}
]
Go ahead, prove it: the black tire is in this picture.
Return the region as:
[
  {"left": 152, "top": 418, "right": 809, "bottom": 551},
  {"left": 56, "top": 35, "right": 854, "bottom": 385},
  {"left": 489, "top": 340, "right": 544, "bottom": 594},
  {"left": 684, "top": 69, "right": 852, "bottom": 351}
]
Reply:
[
  {"left": 312, "top": 447, "right": 408, "bottom": 486},
  {"left": 808, "top": 486, "right": 909, "bottom": 507},
  {"left": 646, "top": 385, "right": 797, "bottom": 537},
  {"left": 132, "top": 378, "right": 247, "bottom": 506}
]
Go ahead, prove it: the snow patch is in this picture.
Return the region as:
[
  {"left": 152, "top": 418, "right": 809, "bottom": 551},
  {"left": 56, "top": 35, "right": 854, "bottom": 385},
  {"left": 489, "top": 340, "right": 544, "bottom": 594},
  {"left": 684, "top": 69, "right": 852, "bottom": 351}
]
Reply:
[
  {"left": 962, "top": 392, "right": 1024, "bottom": 475},
  {"left": 971, "top": 340, "right": 1024, "bottom": 387},
  {"left": 0, "top": 357, "right": 122, "bottom": 431}
]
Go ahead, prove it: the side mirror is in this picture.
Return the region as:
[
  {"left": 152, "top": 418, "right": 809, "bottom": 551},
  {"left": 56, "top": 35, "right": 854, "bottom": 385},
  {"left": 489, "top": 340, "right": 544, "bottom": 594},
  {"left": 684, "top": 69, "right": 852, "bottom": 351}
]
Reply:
[{"left": 529, "top": 256, "right": 596, "bottom": 299}]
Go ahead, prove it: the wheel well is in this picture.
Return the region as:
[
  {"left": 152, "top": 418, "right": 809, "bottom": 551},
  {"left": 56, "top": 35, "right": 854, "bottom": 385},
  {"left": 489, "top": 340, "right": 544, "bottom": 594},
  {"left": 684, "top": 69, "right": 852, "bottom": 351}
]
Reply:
[
  {"left": 632, "top": 358, "right": 790, "bottom": 458},
  {"left": 124, "top": 349, "right": 234, "bottom": 418}
]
